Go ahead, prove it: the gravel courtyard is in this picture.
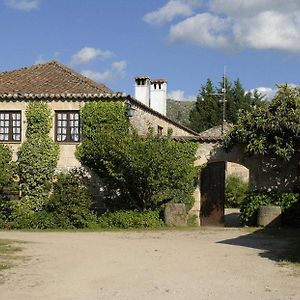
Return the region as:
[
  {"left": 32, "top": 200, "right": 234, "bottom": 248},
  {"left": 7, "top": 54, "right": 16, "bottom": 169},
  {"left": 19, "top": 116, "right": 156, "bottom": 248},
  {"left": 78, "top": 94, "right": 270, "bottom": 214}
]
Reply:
[{"left": 0, "top": 228, "right": 299, "bottom": 300}]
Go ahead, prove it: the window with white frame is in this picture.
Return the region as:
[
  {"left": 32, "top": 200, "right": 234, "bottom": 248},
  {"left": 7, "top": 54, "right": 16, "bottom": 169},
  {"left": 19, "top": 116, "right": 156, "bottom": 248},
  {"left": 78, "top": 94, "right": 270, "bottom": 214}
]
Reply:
[
  {"left": 0, "top": 111, "right": 21, "bottom": 142},
  {"left": 55, "top": 111, "right": 80, "bottom": 143}
]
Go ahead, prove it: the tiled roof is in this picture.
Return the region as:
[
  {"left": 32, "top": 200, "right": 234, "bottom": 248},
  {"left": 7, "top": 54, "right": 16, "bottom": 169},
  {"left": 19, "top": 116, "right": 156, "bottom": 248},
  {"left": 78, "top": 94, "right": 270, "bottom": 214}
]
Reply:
[
  {"left": 0, "top": 61, "right": 112, "bottom": 95},
  {"left": 198, "top": 123, "right": 232, "bottom": 141},
  {"left": 0, "top": 92, "right": 127, "bottom": 101}
]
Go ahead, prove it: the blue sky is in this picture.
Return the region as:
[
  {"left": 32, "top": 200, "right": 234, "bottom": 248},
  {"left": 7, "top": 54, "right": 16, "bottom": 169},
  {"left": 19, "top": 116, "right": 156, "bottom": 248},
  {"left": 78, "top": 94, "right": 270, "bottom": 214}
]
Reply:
[{"left": 1, "top": 0, "right": 300, "bottom": 101}]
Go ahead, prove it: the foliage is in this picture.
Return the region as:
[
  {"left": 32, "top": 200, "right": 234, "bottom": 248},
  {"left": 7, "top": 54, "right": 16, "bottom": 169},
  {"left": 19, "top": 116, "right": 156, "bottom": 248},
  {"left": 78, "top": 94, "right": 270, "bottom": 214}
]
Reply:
[
  {"left": 98, "top": 210, "right": 164, "bottom": 229},
  {"left": 18, "top": 102, "right": 59, "bottom": 208},
  {"left": 46, "top": 170, "right": 97, "bottom": 229},
  {"left": 166, "top": 99, "right": 194, "bottom": 127},
  {"left": 25, "top": 102, "right": 52, "bottom": 138},
  {"left": 187, "top": 214, "right": 198, "bottom": 226},
  {"left": 224, "top": 84, "right": 300, "bottom": 160},
  {"left": 77, "top": 101, "right": 198, "bottom": 212},
  {"left": 189, "top": 78, "right": 267, "bottom": 133},
  {"left": 240, "top": 191, "right": 299, "bottom": 226},
  {"left": 0, "top": 145, "right": 15, "bottom": 192},
  {"left": 0, "top": 169, "right": 98, "bottom": 229},
  {"left": 225, "top": 175, "right": 248, "bottom": 208}
]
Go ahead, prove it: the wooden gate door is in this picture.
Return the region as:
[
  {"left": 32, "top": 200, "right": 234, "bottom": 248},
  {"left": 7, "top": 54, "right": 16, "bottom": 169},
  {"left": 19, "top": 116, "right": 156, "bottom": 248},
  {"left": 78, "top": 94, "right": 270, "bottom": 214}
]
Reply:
[{"left": 200, "top": 162, "right": 225, "bottom": 226}]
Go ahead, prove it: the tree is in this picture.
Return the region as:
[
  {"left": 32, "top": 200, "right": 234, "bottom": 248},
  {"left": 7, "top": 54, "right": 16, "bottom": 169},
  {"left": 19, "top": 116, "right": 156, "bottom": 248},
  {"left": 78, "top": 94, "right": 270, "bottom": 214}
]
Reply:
[
  {"left": 224, "top": 84, "right": 300, "bottom": 160},
  {"left": 76, "top": 101, "right": 198, "bottom": 212},
  {"left": 189, "top": 79, "right": 222, "bottom": 132},
  {"left": 189, "top": 77, "right": 266, "bottom": 133}
]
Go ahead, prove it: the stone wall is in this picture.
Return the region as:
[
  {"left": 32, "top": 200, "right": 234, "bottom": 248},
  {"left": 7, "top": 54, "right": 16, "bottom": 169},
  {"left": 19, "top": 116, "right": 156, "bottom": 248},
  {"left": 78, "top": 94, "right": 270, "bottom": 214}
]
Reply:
[
  {"left": 130, "top": 103, "right": 195, "bottom": 137},
  {"left": 192, "top": 141, "right": 299, "bottom": 225},
  {"left": 226, "top": 162, "right": 249, "bottom": 182},
  {"left": 1, "top": 99, "right": 196, "bottom": 170},
  {"left": 0, "top": 100, "right": 84, "bottom": 170}
]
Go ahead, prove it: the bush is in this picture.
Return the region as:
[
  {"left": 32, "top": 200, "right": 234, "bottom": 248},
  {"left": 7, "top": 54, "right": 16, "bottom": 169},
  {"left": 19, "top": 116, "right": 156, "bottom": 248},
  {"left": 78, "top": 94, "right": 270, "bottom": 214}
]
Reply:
[
  {"left": 0, "top": 144, "right": 16, "bottom": 193},
  {"left": 0, "top": 169, "right": 98, "bottom": 230},
  {"left": 240, "top": 191, "right": 299, "bottom": 226},
  {"left": 46, "top": 170, "right": 97, "bottom": 229},
  {"left": 77, "top": 101, "right": 198, "bottom": 212},
  {"left": 98, "top": 210, "right": 164, "bottom": 229},
  {"left": 225, "top": 175, "right": 248, "bottom": 208}
]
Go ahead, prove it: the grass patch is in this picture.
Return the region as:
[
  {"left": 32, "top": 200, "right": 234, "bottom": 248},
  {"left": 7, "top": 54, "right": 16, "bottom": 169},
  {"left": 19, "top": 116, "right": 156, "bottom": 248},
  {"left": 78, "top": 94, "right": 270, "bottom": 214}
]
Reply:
[{"left": 0, "top": 239, "right": 23, "bottom": 283}]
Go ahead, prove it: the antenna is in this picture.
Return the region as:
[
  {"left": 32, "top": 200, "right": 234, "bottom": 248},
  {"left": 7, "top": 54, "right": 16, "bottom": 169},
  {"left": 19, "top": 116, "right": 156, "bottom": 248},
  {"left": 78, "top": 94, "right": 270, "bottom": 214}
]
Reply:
[{"left": 221, "top": 66, "right": 226, "bottom": 135}]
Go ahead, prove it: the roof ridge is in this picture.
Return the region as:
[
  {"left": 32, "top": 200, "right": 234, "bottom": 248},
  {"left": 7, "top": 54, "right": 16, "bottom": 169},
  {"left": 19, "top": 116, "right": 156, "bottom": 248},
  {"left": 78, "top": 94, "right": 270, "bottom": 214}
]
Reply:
[
  {"left": 0, "top": 60, "right": 112, "bottom": 94},
  {"left": 0, "top": 60, "right": 47, "bottom": 75},
  {"left": 49, "top": 61, "right": 113, "bottom": 93}
]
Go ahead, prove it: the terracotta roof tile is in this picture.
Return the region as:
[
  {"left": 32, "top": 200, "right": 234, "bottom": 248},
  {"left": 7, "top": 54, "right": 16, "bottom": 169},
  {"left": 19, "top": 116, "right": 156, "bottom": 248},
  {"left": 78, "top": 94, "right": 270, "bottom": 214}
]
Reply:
[{"left": 0, "top": 61, "right": 112, "bottom": 95}]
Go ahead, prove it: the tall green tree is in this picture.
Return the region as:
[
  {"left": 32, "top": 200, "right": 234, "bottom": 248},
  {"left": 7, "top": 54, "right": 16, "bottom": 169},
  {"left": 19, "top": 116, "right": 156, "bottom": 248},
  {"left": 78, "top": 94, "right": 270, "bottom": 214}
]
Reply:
[
  {"left": 77, "top": 101, "right": 198, "bottom": 212},
  {"left": 189, "top": 77, "right": 266, "bottom": 133},
  {"left": 189, "top": 79, "right": 222, "bottom": 132},
  {"left": 224, "top": 84, "right": 300, "bottom": 160}
]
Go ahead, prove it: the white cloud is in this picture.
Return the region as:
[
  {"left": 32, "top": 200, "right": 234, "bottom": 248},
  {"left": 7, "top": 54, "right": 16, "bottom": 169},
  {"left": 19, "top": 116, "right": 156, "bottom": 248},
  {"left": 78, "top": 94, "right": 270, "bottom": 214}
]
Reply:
[
  {"left": 170, "top": 13, "right": 232, "bottom": 49},
  {"left": 34, "top": 55, "right": 47, "bottom": 65},
  {"left": 168, "top": 89, "right": 196, "bottom": 101},
  {"left": 143, "top": 0, "right": 300, "bottom": 53},
  {"left": 209, "top": 0, "right": 300, "bottom": 17},
  {"left": 5, "top": 0, "right": 40, "bottom": 11},
  {"left": 82, "top": 60, "right": 128, "bottom": 83},
  {"left": 112, "top": 60, "right": 127, "bottom": 75},
  {"left": 250, "top": 87, "right": 276, "bottom": 100},
  {"left": 71, "top": 47, "right": 113, "bottom": 65},
  {"left": 81, "top": 70, "right": 114, "bottom": 82},
  {"left": 234, "top": 11, "right": 300, "bottom": 52},
  {"left": 143, "top": 0, "right": 200, "bottom": 25}
]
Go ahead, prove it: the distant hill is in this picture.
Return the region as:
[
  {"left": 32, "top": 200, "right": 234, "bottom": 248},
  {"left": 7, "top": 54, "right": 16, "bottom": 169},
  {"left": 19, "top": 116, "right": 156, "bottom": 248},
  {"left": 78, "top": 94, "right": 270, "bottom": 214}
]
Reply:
[{"left": 166, "top": 99, "right": 195, "bottom": 128}]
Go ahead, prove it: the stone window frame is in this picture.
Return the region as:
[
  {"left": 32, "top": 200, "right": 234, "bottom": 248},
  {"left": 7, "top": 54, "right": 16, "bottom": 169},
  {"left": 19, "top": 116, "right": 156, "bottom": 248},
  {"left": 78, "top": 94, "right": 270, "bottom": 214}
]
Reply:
[
  {"left": 55, "top": 110, "right": 80, "bottom": 143},
  {"left": 0, "top": 111, "right": 22, "bottom": 142},
  {"left": 157, "top": 125, "right": 163, "bottom": 136}
]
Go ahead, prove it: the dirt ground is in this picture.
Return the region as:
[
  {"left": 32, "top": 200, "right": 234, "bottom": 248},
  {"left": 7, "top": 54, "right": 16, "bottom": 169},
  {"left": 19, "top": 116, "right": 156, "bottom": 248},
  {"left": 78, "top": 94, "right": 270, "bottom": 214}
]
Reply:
[{"left": 0, "top": 227, "right": 300, "bottom": 300}]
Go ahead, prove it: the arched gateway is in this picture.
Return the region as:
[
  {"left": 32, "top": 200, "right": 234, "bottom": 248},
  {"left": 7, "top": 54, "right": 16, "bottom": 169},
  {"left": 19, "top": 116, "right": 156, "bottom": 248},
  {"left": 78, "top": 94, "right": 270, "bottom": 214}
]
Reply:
[{"left": 190, "top": 124, "right": 300, "bottom": 226}]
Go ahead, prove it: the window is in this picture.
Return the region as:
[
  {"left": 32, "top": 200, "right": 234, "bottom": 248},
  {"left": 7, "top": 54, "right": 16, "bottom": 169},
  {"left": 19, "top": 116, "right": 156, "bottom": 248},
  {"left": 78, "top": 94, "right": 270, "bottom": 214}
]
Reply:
[
  {"left": 157, "top": 125, "right": 163, "bottom": 136},
  {"left": 0, "top": 111, "right": 21, "bottom": 142},
  {"left": 55, "top": 111, "right": 80, "bottom": 143}
]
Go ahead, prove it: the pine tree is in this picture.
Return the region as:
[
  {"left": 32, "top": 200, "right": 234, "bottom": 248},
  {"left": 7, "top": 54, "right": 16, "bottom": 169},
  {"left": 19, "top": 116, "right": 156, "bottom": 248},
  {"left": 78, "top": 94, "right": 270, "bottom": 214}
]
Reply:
[
  {"left": 189, "top": 77, "right": 266, "bottom": 133},
  {"left": 189, "top": 79, "right": 222, "bottom": 133}
]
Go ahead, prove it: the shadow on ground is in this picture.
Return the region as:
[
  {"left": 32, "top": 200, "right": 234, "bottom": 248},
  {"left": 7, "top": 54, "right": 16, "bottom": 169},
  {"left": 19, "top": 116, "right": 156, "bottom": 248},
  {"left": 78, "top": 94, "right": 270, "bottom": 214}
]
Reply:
[{"left": 217, "top": 227, "right": 300, "bottom": 264}]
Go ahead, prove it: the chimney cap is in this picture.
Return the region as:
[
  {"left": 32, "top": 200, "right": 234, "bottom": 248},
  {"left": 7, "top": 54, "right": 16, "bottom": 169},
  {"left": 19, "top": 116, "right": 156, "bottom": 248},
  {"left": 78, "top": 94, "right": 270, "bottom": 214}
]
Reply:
[
  {"left": 151, "top": 79, "right": 167, "bottom": 84},
  {"left": 135, "top": 76, "right": 150, "bottom": 80}
]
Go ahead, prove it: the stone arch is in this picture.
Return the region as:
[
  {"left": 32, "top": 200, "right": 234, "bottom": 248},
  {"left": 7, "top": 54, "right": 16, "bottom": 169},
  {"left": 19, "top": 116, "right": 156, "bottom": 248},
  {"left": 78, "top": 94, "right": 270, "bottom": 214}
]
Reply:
[{"left": 190, "top": 139, "right": 300, "bottom": 226}]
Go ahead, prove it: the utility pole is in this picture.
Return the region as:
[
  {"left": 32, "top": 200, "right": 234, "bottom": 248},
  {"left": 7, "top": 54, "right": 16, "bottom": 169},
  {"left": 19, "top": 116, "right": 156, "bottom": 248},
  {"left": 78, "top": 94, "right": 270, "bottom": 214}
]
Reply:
[{"left": 221, "top": 66, "right": 226, "bottom": 136}]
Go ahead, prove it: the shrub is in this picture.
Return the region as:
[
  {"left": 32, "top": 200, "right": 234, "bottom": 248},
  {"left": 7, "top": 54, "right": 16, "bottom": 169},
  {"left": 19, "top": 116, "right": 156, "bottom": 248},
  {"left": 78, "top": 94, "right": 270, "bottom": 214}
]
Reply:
[
  {"left": 46, "top": 170, "right": 97, "bottom": 229},
  {"left": 0, "top": 144, "right": 15, "bottom": 192},
  {"left": 77, "top": 101, "right": 198, "bottom": 212},
  {"left": 98, "top": 210, "right": 164, "bottom": 229},
  {"left": 187, "top": 214, "right": 198, "bottom": 226},
  {"left": 240, "top": 191, "right": 299, "bottom": 226},
  {"left": 225, "top": 175, "right": 248, "bottom": 208}
]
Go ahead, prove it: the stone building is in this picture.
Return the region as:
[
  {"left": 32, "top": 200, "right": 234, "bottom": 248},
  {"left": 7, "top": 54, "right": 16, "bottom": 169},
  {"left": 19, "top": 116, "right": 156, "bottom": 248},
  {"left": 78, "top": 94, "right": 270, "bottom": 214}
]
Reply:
[{"left": 0, "top": 61, "right": 198, "bottom": 171}]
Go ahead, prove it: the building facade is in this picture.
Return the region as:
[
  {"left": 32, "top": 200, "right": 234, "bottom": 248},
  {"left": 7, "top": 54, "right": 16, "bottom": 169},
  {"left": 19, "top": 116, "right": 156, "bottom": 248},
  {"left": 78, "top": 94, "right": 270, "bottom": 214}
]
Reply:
[{"left": 0, "top": 61, "right": 198, "bottom": 170}]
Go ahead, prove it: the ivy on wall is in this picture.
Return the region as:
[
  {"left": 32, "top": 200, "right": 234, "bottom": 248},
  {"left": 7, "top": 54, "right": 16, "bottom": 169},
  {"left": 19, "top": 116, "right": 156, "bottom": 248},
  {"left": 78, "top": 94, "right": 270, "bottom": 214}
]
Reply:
[
  {"left": 0, "top": 144, "right": 15, "bottom": 192},
  {"left": 18, "top": 102, "right": 59, "bottom": 210},
  {"left": 76, "top": 100, "right": 198, "bottom": 212}
]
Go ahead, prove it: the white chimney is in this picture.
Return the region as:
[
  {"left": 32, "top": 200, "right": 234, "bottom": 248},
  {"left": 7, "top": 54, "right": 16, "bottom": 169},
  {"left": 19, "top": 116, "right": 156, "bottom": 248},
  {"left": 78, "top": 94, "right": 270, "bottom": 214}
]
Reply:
[
  {"left": 150, "top": 79, "right": 167, "bottom": 116},
  {"left": 135, "top": 76, "right": 150, "bottom": 106}
]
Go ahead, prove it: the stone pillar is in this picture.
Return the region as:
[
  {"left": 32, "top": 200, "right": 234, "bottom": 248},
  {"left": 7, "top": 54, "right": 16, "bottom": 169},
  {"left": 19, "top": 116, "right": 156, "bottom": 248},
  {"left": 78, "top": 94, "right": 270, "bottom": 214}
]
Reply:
[{"left": 189, "top": 175, "right": 201, "bottom": 226}]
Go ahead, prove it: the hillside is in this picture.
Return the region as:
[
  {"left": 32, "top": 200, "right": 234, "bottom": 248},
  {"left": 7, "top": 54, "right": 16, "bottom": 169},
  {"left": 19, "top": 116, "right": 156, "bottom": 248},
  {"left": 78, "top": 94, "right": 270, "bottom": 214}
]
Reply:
[{"left": 166, "top": 99, "right": 195, "bottom": 128}]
